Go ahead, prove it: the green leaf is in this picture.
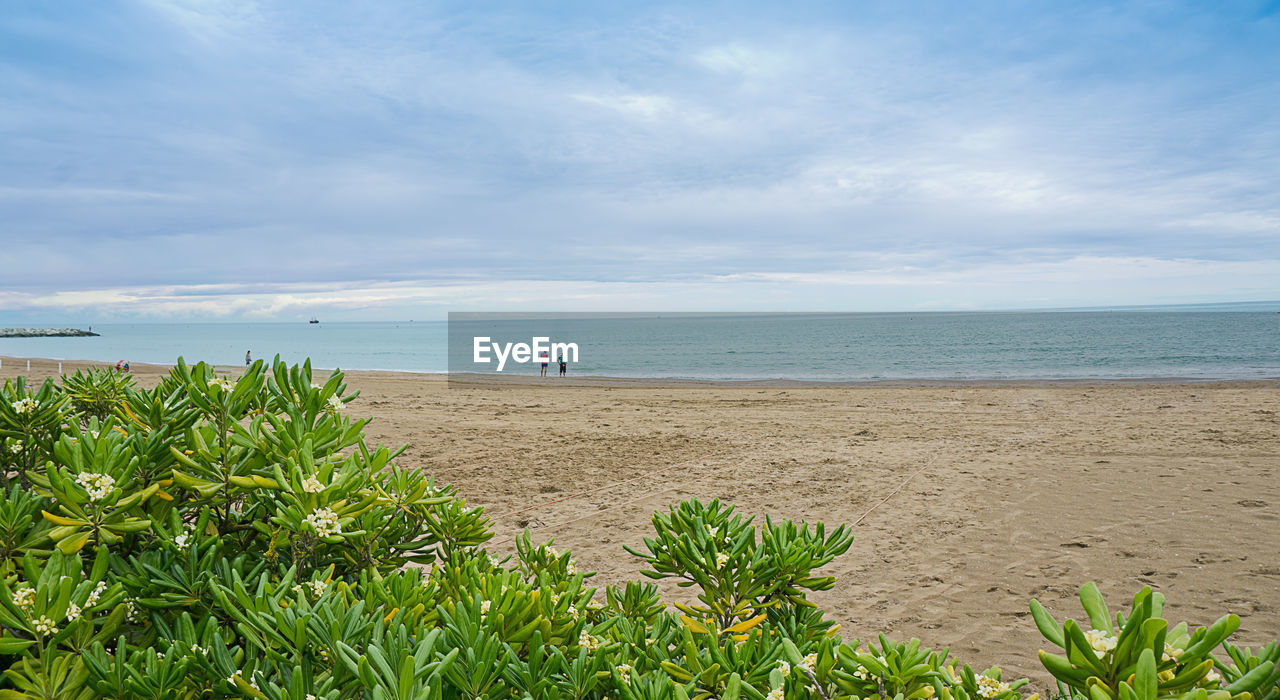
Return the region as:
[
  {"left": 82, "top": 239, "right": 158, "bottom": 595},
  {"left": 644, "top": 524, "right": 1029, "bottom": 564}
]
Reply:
[
  {"left": 57, "top": 530, "right": 92, "bottom": 554},
  {"left": 1080, "top": 583, "right": 1113, "bottom": 635}
]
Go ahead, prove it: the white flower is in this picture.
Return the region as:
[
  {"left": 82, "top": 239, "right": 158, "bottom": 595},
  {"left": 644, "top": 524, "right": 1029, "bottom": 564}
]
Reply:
[
  {"left": 11, "top": 397, "right": 36, "bottom": 414},
  {"left": 777, "top": 660, "right": 791, "bottom": 676},
  {"left": 310, "top": 383, "right": 322, "bottom": 390},
  {"left": 578, "top": 630, "right": 600, "bottom": 651},
  {"left": 125, "top": 600, "right": 144, "bottom": 623},
  {"left": 75, "top": 471, "right": 116, "bottom": 502},
  {"left": 307, "top": 695, "right": 318, "bottom": 700},
  {"left": 13, "top": 586, "right": 35, "bottom": 610},
  {"left": 566, "top": 560, "right": 577, "bottom": 576},
  {"left": 715, "top": 552, "right": 730, "bottom": 568},
  {"left": 85, "top": 581, "right": 107, "bottom": 607},
  {"left": 7, "top": 441, "right": 21, "bottom": 454},
  {"left": 33, "top": 616, "right": 57, "bottom": 636},
  {"left": 1163, "top": 643, "right": 1184, "bottom": 662},
  {"left": 208, "top": 376, "right": 231, "bottom": 389},
  {"left": 977, "top": 676, "right": 1010, "bottom": 698},
  {"left": 326, "top": 395, "right": 344, "bottom": 412},
  {"left": 301, "top": 476, "right": 324, "bottom": 493},
  {"left": 174, "top": 532, "right": 190, "bottom": 548},
  {"left": 798, "top": 653, "right": 817, "bottom": 673},
  {"left": 766, "top": 689, "right": 785, "bottom": 700},
  {"left": 567, "top": 604, "right": 578, "bottom": 620},
  {"left": 66, "top": 602, "right": 82, "bottom": 622},
  {"left": 1085, "top": 628, "right": 1117, "bottom": 655},
  {"left": 1205, "top": 668, "right": 1222, "bottom": 684},
  {"left": 615, "top": 664, "right": 632, "bottom": 683},
  {"left": 305, "top": 507, "right": 341, "bottom": 538},
  {"left": 295, "top": 579, "right": 328, "bottom": 597},
  {"left": 480, "top": 600, "right": 491, "bottom": 615}
]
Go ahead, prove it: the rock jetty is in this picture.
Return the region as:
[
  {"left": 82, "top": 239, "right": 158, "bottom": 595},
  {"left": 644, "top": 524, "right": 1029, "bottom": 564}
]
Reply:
[{"left": 0, "top": 328, "right": 99, "bottom": 338}]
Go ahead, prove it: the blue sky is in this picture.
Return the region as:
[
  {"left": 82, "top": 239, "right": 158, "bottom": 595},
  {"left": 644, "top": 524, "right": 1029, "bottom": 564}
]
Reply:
[{"left": 1, "top": 1, "right": 1278, "bottom": 322}]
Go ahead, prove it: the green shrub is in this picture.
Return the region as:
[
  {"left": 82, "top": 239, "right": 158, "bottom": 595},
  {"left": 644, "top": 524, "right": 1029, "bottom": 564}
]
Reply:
[
  {"left": 1031, "top": 583, "right": 1272, "bottom": 700},
  {"left": 61, "top": 368, "right": 134, "bottom": 424}
]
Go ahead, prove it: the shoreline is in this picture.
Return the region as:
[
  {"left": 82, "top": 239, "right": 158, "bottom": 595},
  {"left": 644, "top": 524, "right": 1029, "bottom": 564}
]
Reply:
[{"left": 3, "top": 354, "right": 1278, "bottom": 388}]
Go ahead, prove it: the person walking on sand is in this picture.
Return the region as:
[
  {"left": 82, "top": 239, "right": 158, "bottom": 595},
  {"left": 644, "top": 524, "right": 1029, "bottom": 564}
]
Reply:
[
  {"left": 539, "top": 350, "right": 548, "bottom": 377},
  {"left": 245, "top": 350, "right": 251, "bottom": 366},
  {"left": 558, "top": 355, "right": 567, "bottom": 376}
]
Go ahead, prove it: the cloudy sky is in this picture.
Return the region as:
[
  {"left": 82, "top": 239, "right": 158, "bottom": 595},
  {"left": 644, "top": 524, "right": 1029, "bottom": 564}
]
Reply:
[{"left": 2, "top": 1, "right": 1278, "bottom": 322}]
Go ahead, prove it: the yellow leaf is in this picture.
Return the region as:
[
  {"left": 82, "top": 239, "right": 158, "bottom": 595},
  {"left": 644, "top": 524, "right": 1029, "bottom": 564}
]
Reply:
[
  {"left": 41, "top": 510, "right": 84, "bottom": 527},
  {"left": 121, "top": 401, "right": 145, "bottom": 427},
  {"left": 723, "top": 613, "right": 767, "bottom": 635},
  {"left": 680, "top": 615, "right": 710, "bottom": 635}
]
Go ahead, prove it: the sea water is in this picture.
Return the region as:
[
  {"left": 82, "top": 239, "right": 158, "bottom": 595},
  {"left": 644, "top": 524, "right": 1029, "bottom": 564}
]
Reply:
[{"left": 2, "top": 311, "right": 1278, "bottom": 381}]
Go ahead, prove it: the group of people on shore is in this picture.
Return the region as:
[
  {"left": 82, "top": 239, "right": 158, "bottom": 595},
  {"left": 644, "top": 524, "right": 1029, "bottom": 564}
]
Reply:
[{"left": 539, "top": 353, "right": 568, "bottom": 377}]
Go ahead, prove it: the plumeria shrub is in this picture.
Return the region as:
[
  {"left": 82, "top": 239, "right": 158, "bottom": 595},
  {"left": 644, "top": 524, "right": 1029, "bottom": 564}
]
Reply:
[
  {"left": 60, "top": 368, "right": 134, "bottom": 424},
  {"left": 1217, "top": 642, "right": 1280, "bottom": 700},
  {"left": 1031, "top": 583, "right": 1274, "bottom": 700},
  {"left": 624, "top": 498, "right": 853, "bottom": 632},
  {"left": 0, "top": 357, "right": 1272, "bottom": 700},
  {"left": 1, "top": 377, "right": 68, "bottom": 489}
]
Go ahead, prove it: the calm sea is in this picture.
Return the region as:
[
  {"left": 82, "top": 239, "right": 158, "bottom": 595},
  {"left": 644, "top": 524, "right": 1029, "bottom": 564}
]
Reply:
[{"left": 3, "top": 311, "right": 1279, "bottom": 381}]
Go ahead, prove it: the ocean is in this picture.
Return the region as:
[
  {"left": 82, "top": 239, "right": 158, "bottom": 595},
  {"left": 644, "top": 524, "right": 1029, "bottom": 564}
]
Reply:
[{"left": 2, "top": 311, "right": 1279, "bottom": 381}]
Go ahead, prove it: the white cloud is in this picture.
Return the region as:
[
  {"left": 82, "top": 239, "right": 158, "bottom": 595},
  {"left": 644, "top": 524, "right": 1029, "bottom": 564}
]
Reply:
[
  {"left": 1164, "top": 210, "right": 1280, "bottom": 233},
  {"left": 138, "top": 0, "right": 264, "bottom": 43},
  {"left": 694, "top": 44, "right": 787, "bottom": 77},
  {"left": 571, "top": 93, "right": 679, "bottom": 121},
  {"left": 0, "top": 187, "right": 188, "bottom": 202},
  {"left": 5, "top": 255, "right": 1278, "bottom": 321}
]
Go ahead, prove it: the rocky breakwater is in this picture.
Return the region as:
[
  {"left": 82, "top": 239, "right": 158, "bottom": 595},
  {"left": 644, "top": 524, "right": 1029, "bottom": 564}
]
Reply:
[{"left": 0, "top": 328, "right": 99, "bottom": 337}]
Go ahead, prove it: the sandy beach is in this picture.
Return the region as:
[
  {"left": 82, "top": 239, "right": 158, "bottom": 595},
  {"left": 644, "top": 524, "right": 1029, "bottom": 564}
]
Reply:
[{"left": 5, "top": 355, "right": 1278, "bottom": 686}]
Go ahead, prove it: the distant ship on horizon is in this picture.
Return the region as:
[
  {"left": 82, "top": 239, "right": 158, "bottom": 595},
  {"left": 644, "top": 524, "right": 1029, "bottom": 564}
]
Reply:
[{"left": 309, "top": 317, "right": 319, "bottom": 324}]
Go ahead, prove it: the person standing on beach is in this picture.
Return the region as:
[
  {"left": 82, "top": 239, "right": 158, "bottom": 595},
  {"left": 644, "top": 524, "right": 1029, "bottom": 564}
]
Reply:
[
  {"left": 559, "top": 355, "right": 567, "bottom": 376},
  {"left": 245, "top": 350, "right": 251, "bottom": 366},
  {"left": 539, "top": 351, "right": 548, "bottom": 377}
]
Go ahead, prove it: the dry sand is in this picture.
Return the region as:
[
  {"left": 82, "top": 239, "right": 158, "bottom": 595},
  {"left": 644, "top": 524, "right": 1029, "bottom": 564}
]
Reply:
[{"left": 5, "top": 356, "right": 1279, "bottom": 686}]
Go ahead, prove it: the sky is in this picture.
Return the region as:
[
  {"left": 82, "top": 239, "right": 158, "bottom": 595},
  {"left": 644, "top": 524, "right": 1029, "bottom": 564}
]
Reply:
[{"left": 1, "top": 1, "right": 1279, "bottom": 323}]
